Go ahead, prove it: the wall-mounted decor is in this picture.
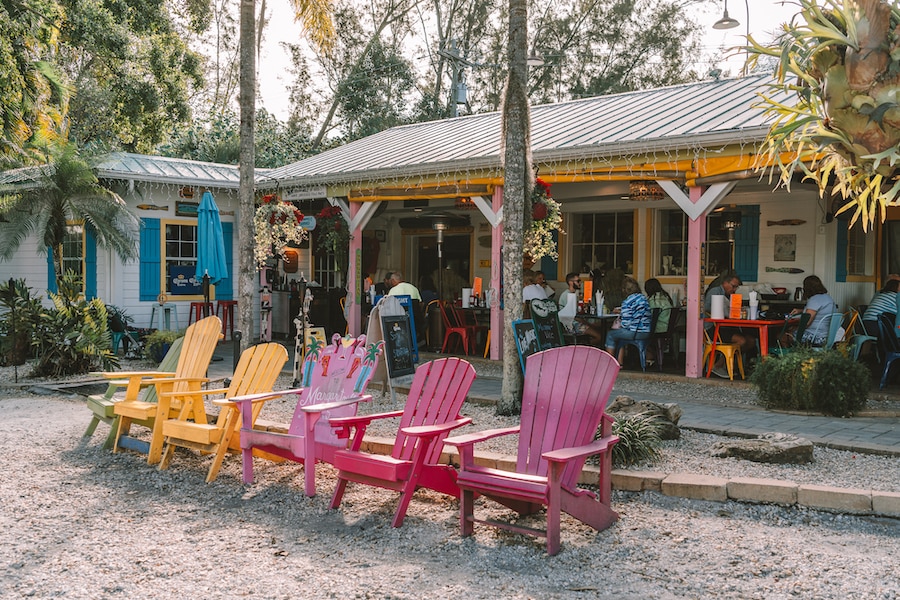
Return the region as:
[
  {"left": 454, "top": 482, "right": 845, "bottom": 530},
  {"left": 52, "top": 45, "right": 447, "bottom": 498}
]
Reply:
[
  {"left": 175, "top": 201, "right": 199, "bottom": 217},
  {"left": 375, "top": 229, "right": 386, "bottom": 242},
  {"left": 179, "top": 186, "right": 195, "bottom": 199},
  {"left": 774, "top": 234, "right": 796, "bottom": 262}
]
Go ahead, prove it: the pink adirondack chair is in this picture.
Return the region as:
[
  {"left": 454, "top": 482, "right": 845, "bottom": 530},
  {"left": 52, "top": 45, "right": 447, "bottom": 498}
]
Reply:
[
  {"left": 232, "top": 334, "right": 383, "bottom": 496},
  {"left": 329, "top": 356, "right": 476, "bottom": 528},
  {"left": 444, "top": 345, "right": 621, "bottom": 555}
]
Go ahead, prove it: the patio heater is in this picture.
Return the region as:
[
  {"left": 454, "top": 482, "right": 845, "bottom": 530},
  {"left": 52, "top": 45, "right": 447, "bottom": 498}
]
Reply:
[{"left": 433, "top": 219, "right": 448, "bottom": 300}]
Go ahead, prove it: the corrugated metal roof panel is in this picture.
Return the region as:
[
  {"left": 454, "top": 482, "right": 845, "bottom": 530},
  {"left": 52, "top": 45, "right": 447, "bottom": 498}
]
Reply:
[
  {"left": 95, "top": 153, "right": 244, "bottom": 187},
  {"left": 264, "top": 75, "right": 790, "bottom": 188}
]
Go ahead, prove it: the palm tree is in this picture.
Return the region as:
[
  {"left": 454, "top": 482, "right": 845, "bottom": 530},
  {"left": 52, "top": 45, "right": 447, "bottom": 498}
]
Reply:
[
  {"left": 749, "top": 0, "right": 900, "bottom": 230},
  {"left": 237, "top": 0, "right": 335, "bottom": 350},
  {"left": 0, "top": 144, "right": 140, "bottom": 290},
  {"left": 497, "top": 0, "right": 530, "bottom": 416}
]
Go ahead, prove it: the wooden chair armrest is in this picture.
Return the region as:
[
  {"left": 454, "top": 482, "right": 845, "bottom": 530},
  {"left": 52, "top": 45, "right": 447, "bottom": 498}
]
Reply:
[
  {"left": 300, "top": 394, "right": 372, "bottom": 414},
  {"left": 401, "top": 417, "right": 472, "bottom": 438},
  {"left": 92, "top": 370, "right": 174, "bottom": 380},
  {"left": 444, "top": 426, "right": 520, "bottom": 449},
  {"left": 146, "top": 376, "right": 209, "bottom": 386},
  {"left": 213, "top": 398, "right": 237, "bottom": 408},
  {"left": 160, "top": 387, "right": 228, "bottom": 399},
  {"left": 329, "top": 409, "right": 404, "bottom": 429},
  {"left": 226, "top": 388, "right": 304, "bottom": 406},
  {"left": 542, "top": 435, "right": 619, "bottom": 464}
]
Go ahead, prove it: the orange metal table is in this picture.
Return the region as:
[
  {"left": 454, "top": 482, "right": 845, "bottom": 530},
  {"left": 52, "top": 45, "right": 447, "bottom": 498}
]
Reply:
[{"left": 703, "top": 318, "right": 786, "bottom": 377}]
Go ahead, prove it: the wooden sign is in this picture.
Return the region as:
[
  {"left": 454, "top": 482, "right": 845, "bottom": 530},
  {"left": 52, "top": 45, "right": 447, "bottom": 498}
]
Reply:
[
  {"left": 381, "top": 314, "right": 416, "bottom": 378},
  {"left": 529, "top": 298, "right": 563, "bottom": 350},
  {"left": 513, "top": 319, "right": 539, "bottom": 374}
]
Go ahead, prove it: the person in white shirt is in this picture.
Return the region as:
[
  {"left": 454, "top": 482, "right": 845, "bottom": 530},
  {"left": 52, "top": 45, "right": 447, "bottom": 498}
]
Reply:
[{"left": 523, "top": 270, "right": 548, "bottom": 302}]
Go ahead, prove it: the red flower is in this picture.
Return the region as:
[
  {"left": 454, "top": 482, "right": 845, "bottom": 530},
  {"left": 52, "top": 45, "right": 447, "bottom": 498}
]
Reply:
[
  {"left": 293, "top": 209, "right": 304, "bottom": 223},
  {"left": 532, "top": 201, "right": 548, "bottom": 221},
  {"left": 535, "top": 178, "right": 551, "bottom": 195}
]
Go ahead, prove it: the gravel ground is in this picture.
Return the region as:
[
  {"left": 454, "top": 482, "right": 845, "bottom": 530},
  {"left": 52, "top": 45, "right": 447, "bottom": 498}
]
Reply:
[{"left": 1, "top": 366, "right": 898, "bottom": 599}]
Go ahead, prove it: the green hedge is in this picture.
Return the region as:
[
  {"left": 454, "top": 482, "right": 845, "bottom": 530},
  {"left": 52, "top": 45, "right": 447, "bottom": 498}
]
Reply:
[{"left": 749, "top": 347, "right": 869, "bottom": 417}]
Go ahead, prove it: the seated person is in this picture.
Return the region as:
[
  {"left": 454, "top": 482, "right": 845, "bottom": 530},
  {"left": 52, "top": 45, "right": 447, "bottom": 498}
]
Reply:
[
  {"left": 787, "top": 275, "right": 836, "bottom": 346},
  {"left": 387, "top": 271, "right": 421, "bottom": 301},
  {"left": 523, "top": 269, "right": 548, "bottom": 302},
  {"left": 535, "top": 270, "right": 555, "bottom": 299},
  {"left": 704, "top": 272, "right": 754, "bottom": 377},
  {"left": 604, "top": 277, "right": 652, "bottom": 362},
  {"left": 644, "top": 278, "right": 674, "bottom": 363},
  {"left": 862, "top": 278, "right": 899, "bottom": 335}
]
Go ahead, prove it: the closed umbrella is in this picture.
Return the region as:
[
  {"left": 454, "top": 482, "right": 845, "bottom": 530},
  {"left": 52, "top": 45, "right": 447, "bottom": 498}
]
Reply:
[{"left": 196, "top": 191, "right": 228, "bottom": 317}]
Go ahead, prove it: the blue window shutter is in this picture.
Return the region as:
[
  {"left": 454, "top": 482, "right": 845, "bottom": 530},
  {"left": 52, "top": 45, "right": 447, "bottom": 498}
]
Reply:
[
  {"left": 733, "top": 206, "right": 759, "bottom": 282},
  {"left": 85, "top": 227, "right": 97, "bottom": 299},
  {"left": 538, "top": 230, "right": 559, "bottom": 280},
  {"left": 835, "top": 220, "right": 848, "bottom": 282},
  {"left": 218, "top": 222, "right": 234, "bottom": 300},
  {"left": 47, "top": 249, "right": 57, "bottom": 294},
  {"left": 140, "top": 219, "right": 161, "bottom": 301}
]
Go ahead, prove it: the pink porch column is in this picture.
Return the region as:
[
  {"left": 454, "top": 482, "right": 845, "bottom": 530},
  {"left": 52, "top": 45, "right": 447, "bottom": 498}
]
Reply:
[
  {"left": 347, "top": 202, "right": 362, "bottom": 336},
  {"left": 685, "top": 186, "right": 707, "bottom": 378},
  {"left": 489, "top": 185, "right": 503, "bottom": 360}
]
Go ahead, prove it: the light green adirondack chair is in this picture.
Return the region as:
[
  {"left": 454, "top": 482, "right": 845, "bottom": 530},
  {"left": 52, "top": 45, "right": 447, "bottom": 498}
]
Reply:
[{"left": 84, "top": 337, "right": 185, "bottom": 449}]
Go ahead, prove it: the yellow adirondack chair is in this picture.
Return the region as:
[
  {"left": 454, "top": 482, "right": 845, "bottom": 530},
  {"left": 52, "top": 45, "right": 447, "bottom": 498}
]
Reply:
[
  {"left": 158, "top": 342, "right": 288, "bottom": 483},
  {"left": 111, "top": 315, "right": 222, "bottom": 464},
  {"left": 85, "top": 336, "right": 185, "bottom": 449}
]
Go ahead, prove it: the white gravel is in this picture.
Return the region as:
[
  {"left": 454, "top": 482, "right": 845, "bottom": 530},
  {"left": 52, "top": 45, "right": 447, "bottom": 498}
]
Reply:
[{"left": 0, "top": 372, "right": 898, "bottom": 599}]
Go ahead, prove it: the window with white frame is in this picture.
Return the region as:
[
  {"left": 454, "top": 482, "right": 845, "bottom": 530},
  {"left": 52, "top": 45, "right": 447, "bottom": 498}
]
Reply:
[
  {"left": 60, "top": 224, "right": 85, "bottom": 281},
  {"left": 846, "top": 220, "right": 867, "bottom": 276},
  {"left": 657, "top": 209, "right": 737, "bottom": 276},
  {"left": 164, "top": 222, "right": 197, "bottom": 293},
  {"left": 570, "top": 212, "right": 634, "bottom": 273}
]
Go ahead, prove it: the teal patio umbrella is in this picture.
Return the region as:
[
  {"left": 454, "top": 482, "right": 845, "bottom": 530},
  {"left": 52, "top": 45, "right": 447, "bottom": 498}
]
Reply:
[{"left": 196, "top": 191, "right": 228, "bottom": 317}]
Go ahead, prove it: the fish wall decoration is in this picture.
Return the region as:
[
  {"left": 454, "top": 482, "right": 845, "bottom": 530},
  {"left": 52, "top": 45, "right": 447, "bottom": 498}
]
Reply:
[
  {"left": 136, "top": 204, "right": 169, "bottom": 211},
  {"left": 765, "top": 267, "right": 805, "bottom": 273},
  {"left": 767, "top": 219, "right": 806, "bottom": 226}
]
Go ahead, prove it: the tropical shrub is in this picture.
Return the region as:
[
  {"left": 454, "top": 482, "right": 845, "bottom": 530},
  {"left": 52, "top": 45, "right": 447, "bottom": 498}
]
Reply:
[
  {"left": 750, "top": 347, "right": 868, "bottom": 416},
  {"left": 0, "top": 278, "right": 43, "bottom": 366},
  {"left": 604, "top": 412, "right": 663, "bottom": 468},
  {"left": 31, "top": 272, "right": 119, "bottom": 377}
]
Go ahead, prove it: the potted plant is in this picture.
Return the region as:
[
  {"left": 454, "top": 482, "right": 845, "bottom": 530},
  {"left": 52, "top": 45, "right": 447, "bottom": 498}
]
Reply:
[
  {"left": 144, "top": 328, "right": 185, "bottom": 362},
  {"left": 524, "top": 177, "right": 563, "bottom": 261},
  {"left": 253, "top": 193, "right": 309, "bottom": 267}
]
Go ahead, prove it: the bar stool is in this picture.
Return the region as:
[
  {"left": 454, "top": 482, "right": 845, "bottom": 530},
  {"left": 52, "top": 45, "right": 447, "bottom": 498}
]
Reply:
[
  {"left": 188, "top": 301, "right": 214, "bottom": 325},
  {"left": 150, "top": 303, "right": 180, "bottom": 331},
  {"left": 216, "top": 300, "right": 237, "bottom": 340}
]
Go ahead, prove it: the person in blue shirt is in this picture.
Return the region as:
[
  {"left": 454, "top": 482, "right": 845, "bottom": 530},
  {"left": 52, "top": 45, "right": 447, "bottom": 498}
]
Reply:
[{"left": 604, "top": 277, "right": 651, "bottom": 361}]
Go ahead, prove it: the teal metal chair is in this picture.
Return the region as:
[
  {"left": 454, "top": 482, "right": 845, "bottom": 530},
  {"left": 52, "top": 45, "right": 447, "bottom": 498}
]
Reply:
[{"left": 811, "top": 312, "right": 845, "bottom": 352}]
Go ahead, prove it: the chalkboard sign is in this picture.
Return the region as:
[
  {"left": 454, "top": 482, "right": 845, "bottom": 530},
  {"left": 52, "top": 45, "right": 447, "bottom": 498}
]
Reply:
[
  {"left": 381, "top": 314, "right": 416, "bottom": 378},
  {"left": 513, "top": 319, "right": 539, "bottom": 374},
  {"left": 393, "top": 294, "right": 419, "bottom": 363},
  {"left": 529, "top": 298, "right": 564, "bottom": 350}
]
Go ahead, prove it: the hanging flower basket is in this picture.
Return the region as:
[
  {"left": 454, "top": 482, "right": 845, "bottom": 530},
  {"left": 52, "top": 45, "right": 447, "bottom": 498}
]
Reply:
[
  {"left": 253, "top": 194, "right": 309, "bottom": 267},
  {"left": 315, "top": 205, "right": 351, "bottom": 272},
  {"left": 524, "top": 177, "right": 563, "bottom": 261}
]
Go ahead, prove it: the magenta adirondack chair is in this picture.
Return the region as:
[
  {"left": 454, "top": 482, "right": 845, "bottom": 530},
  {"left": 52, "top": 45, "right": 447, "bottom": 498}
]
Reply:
[
  {"left": 232, "top": 334, "right": 383, "bottom": 496},
  {"left": 444, "top": 345, "right": 620, "bottom": 555},
  {"left": 329, "top": 357, "right": 477, "bottom": 528}
]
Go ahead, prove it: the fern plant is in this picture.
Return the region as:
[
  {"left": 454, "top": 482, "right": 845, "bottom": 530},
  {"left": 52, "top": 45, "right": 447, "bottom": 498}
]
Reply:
[{"left": 602, "top": 412, "right": 663, "bottom": 468}]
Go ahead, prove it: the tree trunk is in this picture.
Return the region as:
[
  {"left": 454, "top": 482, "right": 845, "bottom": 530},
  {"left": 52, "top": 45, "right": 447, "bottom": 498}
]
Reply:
[
  {"left": 237, "top": 0, "right": 257, "bottom": 351},
  {"left": 497, "top": 0, "right": 530, "bottom": 416}
]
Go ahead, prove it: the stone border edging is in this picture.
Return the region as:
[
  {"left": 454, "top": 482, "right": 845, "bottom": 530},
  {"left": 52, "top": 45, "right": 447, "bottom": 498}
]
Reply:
[{"left": 359, "top": 436, "right": 900, "bottom": 519}]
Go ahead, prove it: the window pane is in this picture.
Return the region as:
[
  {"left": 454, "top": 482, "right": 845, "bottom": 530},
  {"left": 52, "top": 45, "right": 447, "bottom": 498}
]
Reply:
[{"left": 571, "top": 215, "right": 592, "bottom": 244}]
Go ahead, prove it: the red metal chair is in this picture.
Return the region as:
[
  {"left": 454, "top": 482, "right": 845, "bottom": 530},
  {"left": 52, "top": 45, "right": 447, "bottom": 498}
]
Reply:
[{"left": 438, "top": 301, "right": 472, "bottom": 354}]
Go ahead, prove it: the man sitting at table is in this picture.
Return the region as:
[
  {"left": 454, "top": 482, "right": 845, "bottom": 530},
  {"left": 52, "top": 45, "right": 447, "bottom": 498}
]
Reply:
[
  {"left": 704, "top": 272, "right": 755, "bottom": 378},
  {"left": 387, "top": 271, "right": 421, "bottom": 301}
]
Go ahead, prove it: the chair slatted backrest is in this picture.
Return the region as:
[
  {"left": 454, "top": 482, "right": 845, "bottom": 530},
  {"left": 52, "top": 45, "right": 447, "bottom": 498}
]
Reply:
[
  {"left": 140, "top": 337, "right": 185, "bottom": 404},
  {"left": 216, "top": 342, "right": 288, "bottom": 426},
  {"left": 392, "top": 357, "right": 476, "bottom": 464},
  {"left": 518, "top": 346, "right": 620, "bottom": 484},
  {"left": 172, "top": 316, "right": 222, "bottom": 386},
  {"left": 289, "top": 334, "right": 384, "bottom": 447}
]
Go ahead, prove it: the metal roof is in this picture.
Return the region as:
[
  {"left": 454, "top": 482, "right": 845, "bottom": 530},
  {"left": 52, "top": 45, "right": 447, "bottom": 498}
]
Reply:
[
  {"left": 262, "top": 74, "right": 790, "bottom": 188},
  {"left": 1, "top": 153, "right": 250, "bottom": 191},
  {"left": 95, "top": 153, "right": 242, "bottom": 188}
]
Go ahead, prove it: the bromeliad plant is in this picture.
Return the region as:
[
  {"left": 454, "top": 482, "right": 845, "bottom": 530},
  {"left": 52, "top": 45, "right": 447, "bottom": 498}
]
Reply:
[
  {"left": 524, "top": 177, "right": 563, "bottom": 261},
  {"left": 253, "top": 193, "right": 308, "bottom": 267},
  {"left": 748, "top": 0, "right": 900, "bottom": 230}
]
